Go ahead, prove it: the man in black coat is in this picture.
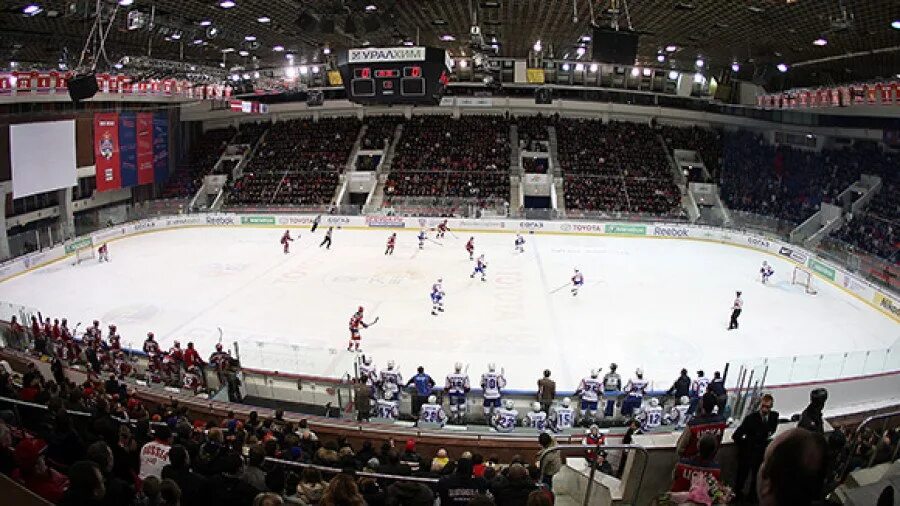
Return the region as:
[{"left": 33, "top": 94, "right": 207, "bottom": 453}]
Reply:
[
  {"left": 732, "top": 393, "right": 778, "bottom": 500},
  {"left": 667, "top": 369, "right": 691, "bottom": 398},
  {"left": 797, "top": 388, "right": 827, "bottom": 434}
]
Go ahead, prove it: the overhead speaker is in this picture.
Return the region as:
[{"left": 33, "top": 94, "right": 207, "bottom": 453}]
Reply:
[
  {"left": 296, "top": 11, "right": 319, "bottom": 32},
  {"left": 534, "top": 87, "right": 552, "bottom": 104},
  {"left": 68, "top": 73, "right": 98, "bottom": 102},
  {"left": 362, "top": 14, "right": 381, "bottom": 33},
  {"left": 591, "top": 26, "right": 639, "bottom": 65},
  {"left": 307, "top": 90, "right": 324, "bottom": 107}
]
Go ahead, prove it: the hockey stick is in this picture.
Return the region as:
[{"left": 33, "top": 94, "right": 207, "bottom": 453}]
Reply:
[
  {"left": 366, "top": 317, "right": 380, "bottom": 327},
  {"left": 427, "top": 238, "right": 444, "bottom": 246},
  {"left": 549, "top": 282, "right": 570, "bottom": 294},
  {"left": 448, "top": 230, "right": 459, "bottom": 239}
]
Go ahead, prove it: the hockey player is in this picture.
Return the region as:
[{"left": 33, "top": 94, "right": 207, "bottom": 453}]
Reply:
[
  {"left": 576, "top": 369, "right": 603, "bottom": 424},
  {"left": 168, "top": 341, "right": 184, "bottom": 366},
  {"left": 98, "top": 243, "right": 110, "bottom": 262},
  {"left": 319, "top": 227, "right": 333, "bottom": 249},
  {"left": 481, "top": 363, "right": 507, "bottom": 424},
  {"left": 571, "top": 268, "right": 584, "bottom": 296},
  {"left": 666, "top": 396, "right": 691, "bottom": 429},
  {"left": 358, "top": 355, "right": 378, "bottom": 387},
  {"left": 85, "top": 320, "right": 102, "bottom": 346},
  {"left": 550, "top": 398, "right": 576, "bottom": 432},
  {"left": 182, "top": 366, "right": 203, "bottom": 393},
  {"left": 436, "top": 220, "right": 449, "bottom": 239},
  {"left": 385, "top": 233, "right": 397, "bottom": 255},
  {"left": 470, "top": 254, "right": 487, "bottom": 282},
  {"left": 515, "top": 234, "right": 525, "bottom": 253},
  {"left": 143, "top": 332, "right": 161, "bottom": 370},
  {"left": 431, "top": 278, "right": 445, "bottom": 316},
  {"left": 281, "top": 230, "right": 294, "bottom": 254},
  {"left": 525, "top": 402, "right": 548, "bottom": 431},
  {"left": 310, "top": 215, "right": 321, "bottom": 233},
  {"left": 209, "top": 343, "right": 230, "bottom": 385},
  {"left": 493, "top": 399, "right": 519, "bottom": 433},
  {"left": 376, "top": 397, "right": 400, "bottom": 420},
  {"left": 419, "top": 395, "right": 448, "bottom": 427},
  {"left": 465, "top": 237, "right": 475, "bottom": 260},
  {"left": 637, "top": 398, "right": 664, "bottom": 432},
  {"left": 418, "top": 229, "right": 427, "bottom": 250},
  {"left": 728, "top": 291, "right": 743, "bottom": 330},
  {"left": 107, "top": 324, "right": 121, "bottom": 352},
  {"left": 760, "top": 261, "right": 774, "bottom": 284},
  {"left": 621, "top": 368, "right": 648, "bottom": 416},
  {"left": 689, "top": 370, "right": 710, "bottom": 415},
  {"left": 379, "top": 360, "right": 402, "bottom": 401},
  {"left": 602, "top": 363, "right": 622, "bottom": 417},
  {"left": 348, "top": 306, "right": 373, "bottom": 352},
  {"left": 445, "top": 363, "right": 470, "bottom": 424}
]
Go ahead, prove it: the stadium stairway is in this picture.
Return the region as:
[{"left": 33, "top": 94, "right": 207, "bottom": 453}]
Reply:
[
  {"left": 363, "top": 124, "right": 404, "bottom": 212},
  {"left": 510, "top": 124, "right": 521, "bottom": 174},
  {"left": 548, "top": 126, "right": 561, "bottom": 177}
]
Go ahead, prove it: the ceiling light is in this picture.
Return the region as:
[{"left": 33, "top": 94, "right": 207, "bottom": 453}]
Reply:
[
  {"left": 731, "top": 62, "right": 740, "bottom": 72},
  {"left": 312, "top": 66, "right": 320, "bottom": 74},
  {"left": 642, "top": 68, "right": 652, "bottom": 76},
  {"left": 222, "top": 47, "right": 235, "bottom": 53},
  {"left": 459, "top": 59, "right": 468, "bottom": 69},
  {"left": 776, "top": 63, "right": 788, "bottom": 72},
  {"left": 230, "top": 74, "right": 240, "bottom": 81},
  {"left": 23, "top": 4, "right": 43, "bottom": 15},
  {"left": 286, "top": 53, "right": 294, "bottom": 60},
  {"left": 574, "top": 63, "right": 584, "bottom": 72},
  {"left": 323, "top": 47, "right": 331, "bottom": 55},
  {"left": 892, "top": 20, "right": 900, "bottom": 30},
  {"left": 533, "top": 40, "right": 542, "bottom": 52},
  {"left": 581, "top": 35, "right": 591, "bottom": 42},
  {"left": 440, "top": 34, "right": 455, "bottom": 41},
  {"left": 245, "top": 35, "right": 256, "bottom": 41},
  {"left": 170, "top": 33, "right": 182, "bottom": 40},
  {"left": 665, "top": 45, "right": 678, "bottom": 52},
  {"left": 273, "top": 45, "right": 284, "bottom": 52},
  {"left": 561, "top": 63, "right": 570, "bottom": 71},
  {"left": 257, "top": 16, "right": 270, "bottom": 23},
  {"left": 285, "top": 66, "right": 297, "bottom": 79},
  {"left": 299, "top": 65, "right": 308, "bottom": 75},
  {"left": 238, "top": 50, "right": 249, "bottom": 56},
  {"left": 576, "top": 47, "right": 586, "bottom": 57},
  {"left": 630, "top": 67, "right": 640, "bottom": 77},
  {"left": 200, "top": 20, "right": 212, "bottom": 26},
  {"left": 207, "top": 27, "right": 219, "bottom": 38},
  {"left": 657, "top": 54, "right": 665, "bottom": 63},
  {"left": 694, "top": 73, "right": 705, "bottom": 83},
  {"left": 695, "top": 58, "right": 704, "bottom": 68},
  {"left": 813, "top": 38, "right": 827, "bottom": 46},
  {"left": 668, "top": 70, "right": 679, "bottom": 79},
  {"left": 365, "top": 4, "right": 377, "bottom": 11},
  {"left": 590, "top": 64, "right": 599, "bottom": 72},
  {"left": 403, "top": 40, "right": 414, "bottom": 46},
  {"left": 114, "top": 63, "right": 123, "bottom": 69},
  {"left": 219, "top": 0, "right": 236, "bottom": 8},
  {"left": 118, "top": 0, "right": 133, "bottom": 6},
  {"left": 242, "top": 73, "right": 251, "bottom": 79}
]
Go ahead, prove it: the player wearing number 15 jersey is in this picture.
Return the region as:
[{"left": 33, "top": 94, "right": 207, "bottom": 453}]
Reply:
[{"left": 550, "top": 398, "right": 576, "bottom": 431}]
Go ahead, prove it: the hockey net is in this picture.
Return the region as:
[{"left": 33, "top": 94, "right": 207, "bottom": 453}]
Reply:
[
  {"left": 68, "top": 239, "right": 95, "bottom": 265},
  {"left": 792, "top": 266, "right": 817, "bottom": 294}
]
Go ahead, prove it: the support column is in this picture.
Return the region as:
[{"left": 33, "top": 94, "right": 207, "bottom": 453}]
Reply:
[
  {"left": 0, "top": 182, "right": 11, "bottom": 260},
  {"left": 57, "top": 187, "right": 75, "bottom": 241}
]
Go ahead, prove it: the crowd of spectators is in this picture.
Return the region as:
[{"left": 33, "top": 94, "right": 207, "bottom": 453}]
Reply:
[
  {"left": 513, "top": 114, "right": 555, "bottom": 153},
  {"left": 225, "top": 118, "right": 361, "bottom": 207},
  {"left": 360, "top": 116, "right": 404, "bottom": 151},
  {"left": 556, "top": 119, "right": 680, "bottom": 216},
  {"left": 658, "top": 124, "right": 724, "bottom": 180},
  {"left": 521, "top": 158, "right": 549, "bottom": 175},
  {"left": 385, "top": 115, "right": 510, "bottom": 207},
  {"left": 162, "top": 127, "right": 237, "bottom": 199},
  {"left": 232, "top": 122, "right": 271, "bottom": 147}
]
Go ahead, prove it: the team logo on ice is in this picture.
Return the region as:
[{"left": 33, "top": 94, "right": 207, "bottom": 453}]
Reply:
[{"left": 99, "top": 132, "right": 115, "bottom": 160}]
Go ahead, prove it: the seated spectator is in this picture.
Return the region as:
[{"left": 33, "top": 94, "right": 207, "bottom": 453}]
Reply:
[
  {"left": 12, "top": 437, "right": 70, "bottom": 503},
  {"left": 676, "top": 392, "right": 727, "bottom": 459},
  {"left": 756, "top": 428, "right": 828, "bottom": 506},
  {"left": 159, "top": 478, "right": 182, "bottom": 506},
  {"left": 297, "top": 467, "right": 329, "bottom": 505},
  {"left": 86, "top": 440, "right": 135, "bottom": 506},
  {"left": 437, "top": 458, "right": 490, "bottom": 505},
  {"left": 59, "top": 460, "right": 106, "bottom": 506},
  {"left": 321, "top": 473, "right": 366, "bottom": 506},
  {"left": 162, "top": 444, "right": 208, "bottom": 506},
  {"left": 670, "top": 434, "right": 721, "bottom": 492},
  {"left": 140, "top": 424, "right": 172, "bottom": 480},
  {"left": 491, "top": 463, "right": 537, "bottom": 506},
  {"left": 385, "top": 478, "right": 433, "bottom": 506}
]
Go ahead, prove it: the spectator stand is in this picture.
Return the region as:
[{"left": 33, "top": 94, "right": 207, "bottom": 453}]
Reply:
[{"left": 162, "top": 127, "right": 237, "bottom": 200}]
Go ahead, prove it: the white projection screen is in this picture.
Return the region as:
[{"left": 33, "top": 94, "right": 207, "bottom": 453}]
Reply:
[{"left": 10, "top": 120, "right": 77, "bottom": 199}]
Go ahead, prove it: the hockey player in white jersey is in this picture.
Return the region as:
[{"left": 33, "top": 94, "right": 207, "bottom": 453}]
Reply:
[
  {"left": 602, "top": 363, "right": 622, "bottom": 417},
  {"left": 690, "top": 370, "right": 710, "bottom": 415},
  {"left": 550, "top": 398, "right": 576, "bottom": 432},
  {"left": 375, "top": 398, "right": 400, "bottom": 421},
  {"left": 379, "top": 361, "right": 403, "bottom": 401},
  {"left": 358, "top": 355, "right": 378, "bottom": 387},
  {"left": 637, "top": 398, "right": 664, "bottom": 432},
  {"left": 493, "top": 399, "right": 519, "bottom": 433},
  {"left": 445, "top": 363, "right": 470, "bottom": 424},
  {"left": 666, "top": 396, "right": 691, "bottom": 429},
  {"left": 481, "top": 363, "right": 507, "bottom": 424},
  {"left": 621, "top": 368, "right": 649, "bottom": 416},
  {"left": 431, "top": 278, "right": 445, "bottom": 316},
  {"left": 760, "top": 261, "right": 774, "bottom": 284},
  {"left": 525, "top": 402, "right": 548, "bottom": 431},
  {"left": 418, "top": 229, "right": 427, "bottom": 250},
  {"left": 576, "top": 369, "right": 603, "bottom": 424},
  {"left": 515, "top": 234, "right": 525, "bottom": 253},
  {"left": 571, "top": 268, "right": 584, "bottom": 296},
  {"left": 471, "top": 254, "right": 487, "bottom": 282},
  {"left": 419, "top": 395, "right": 448, "bottom": 427}
]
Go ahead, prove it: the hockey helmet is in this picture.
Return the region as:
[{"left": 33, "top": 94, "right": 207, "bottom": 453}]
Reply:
[
  {"left": 387, "top": 360, "right": 395, "bottom": 369},
  {"left": 454, "top": 362, "right": 462, "bottom": 372},
  {"left": 589, "top": 424, "right": 600, "bottom": 434},
  {"left": 697, "top": 370, "right": 705, "bottom": 377},
  {"left": 609, "top": 362, "right": 618, "bottom": 371},
  {"left": 679, "top": 396, "right": 690, "bottom": 405},
  {"left": 364, "top": 355, "right": 373, "bottom": 365},
  {"left": 215, "top": 343, "right": 223, "bottom": 351},
  {"left": 109, "top": 324, "right": 116, "bottom": 330},
  {"left": 428, "top": 395, "right": 437, "bottom": 404},
  {"left": 532, "top": 402, "right": 541, "bottom": 412},
  {"left": 174, "top": 340, "right": 181, "bottom": 347},
  {"left": 562, "top": 397, "right": 571, "bottom": 407},
  {"left": 504, "top": 399, "right": 514, "bottom": 410},
  {"left": 488, "top": 363, "right": 496, "bottom": 372},
  {"left": 147, "top": 332, "right": 155, "bottom": 339},
  {"left": 649, "top": 398, "right": 659, "bottom": 408},
  {"left": 93, "top": 320, "right": 100, "bottom": 326},
  {"left": 358, "top": 306, "right": 364, "bottom": 313},
  {"left": 635, "top": 367, "right": 643, "bottom": 376},
  {"left": 590, "top": 369, "right": 599, "bottom": 378}
]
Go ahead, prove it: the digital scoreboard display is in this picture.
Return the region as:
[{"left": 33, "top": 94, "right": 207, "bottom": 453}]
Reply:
[{"left": 338, "top": 47, "right": 451, "bottom": 106}]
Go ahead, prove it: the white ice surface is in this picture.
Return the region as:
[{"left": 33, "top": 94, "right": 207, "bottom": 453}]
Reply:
[{"left": 1, "top": 227, "right": 896, "bottom": 392}]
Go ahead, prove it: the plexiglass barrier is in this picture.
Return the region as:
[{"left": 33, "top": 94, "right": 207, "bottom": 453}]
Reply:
[{"left": 234, "top": 338, "right": 359, "bottom": 382}]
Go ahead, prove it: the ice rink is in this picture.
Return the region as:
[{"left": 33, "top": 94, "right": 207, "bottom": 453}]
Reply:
[{"left": 1, "top": 226, "right": 896, "bottom": 392}]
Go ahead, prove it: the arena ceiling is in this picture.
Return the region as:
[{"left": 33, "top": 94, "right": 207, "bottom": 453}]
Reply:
[{"left": 1, "top": 0, "right": 898, "bottom": 90}]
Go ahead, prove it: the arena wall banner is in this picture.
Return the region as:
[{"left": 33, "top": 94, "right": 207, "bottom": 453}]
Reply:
[
  {"left": 808, "top": 258, "right": 836, "bottom": 281},
  {"left": 93, "top": 113, "right": 122, "bottom": 192},
  {"left": 605, "top": 224, "right": 647, "bottom": 235},
  {"left": 152, "top": 112, "right": 169, "bottom": 183},
  {"left": 240, "top": 216, "right": 276, "bottom": 225},
  {"left": 136, "top": 112, "right": 155, "bottom": 185},
  {"left": 118, "top": 112, "right": 138, "bottom": 187}
]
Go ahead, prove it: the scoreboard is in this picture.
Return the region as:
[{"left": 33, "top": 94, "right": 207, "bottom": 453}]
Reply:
[{"left": 337, "top": 46, "right": 451, "bottom": 106}]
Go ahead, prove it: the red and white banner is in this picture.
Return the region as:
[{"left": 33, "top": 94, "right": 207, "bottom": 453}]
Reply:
[{"left": 758, "top": 80, "right": 900, "bottom": 109}]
